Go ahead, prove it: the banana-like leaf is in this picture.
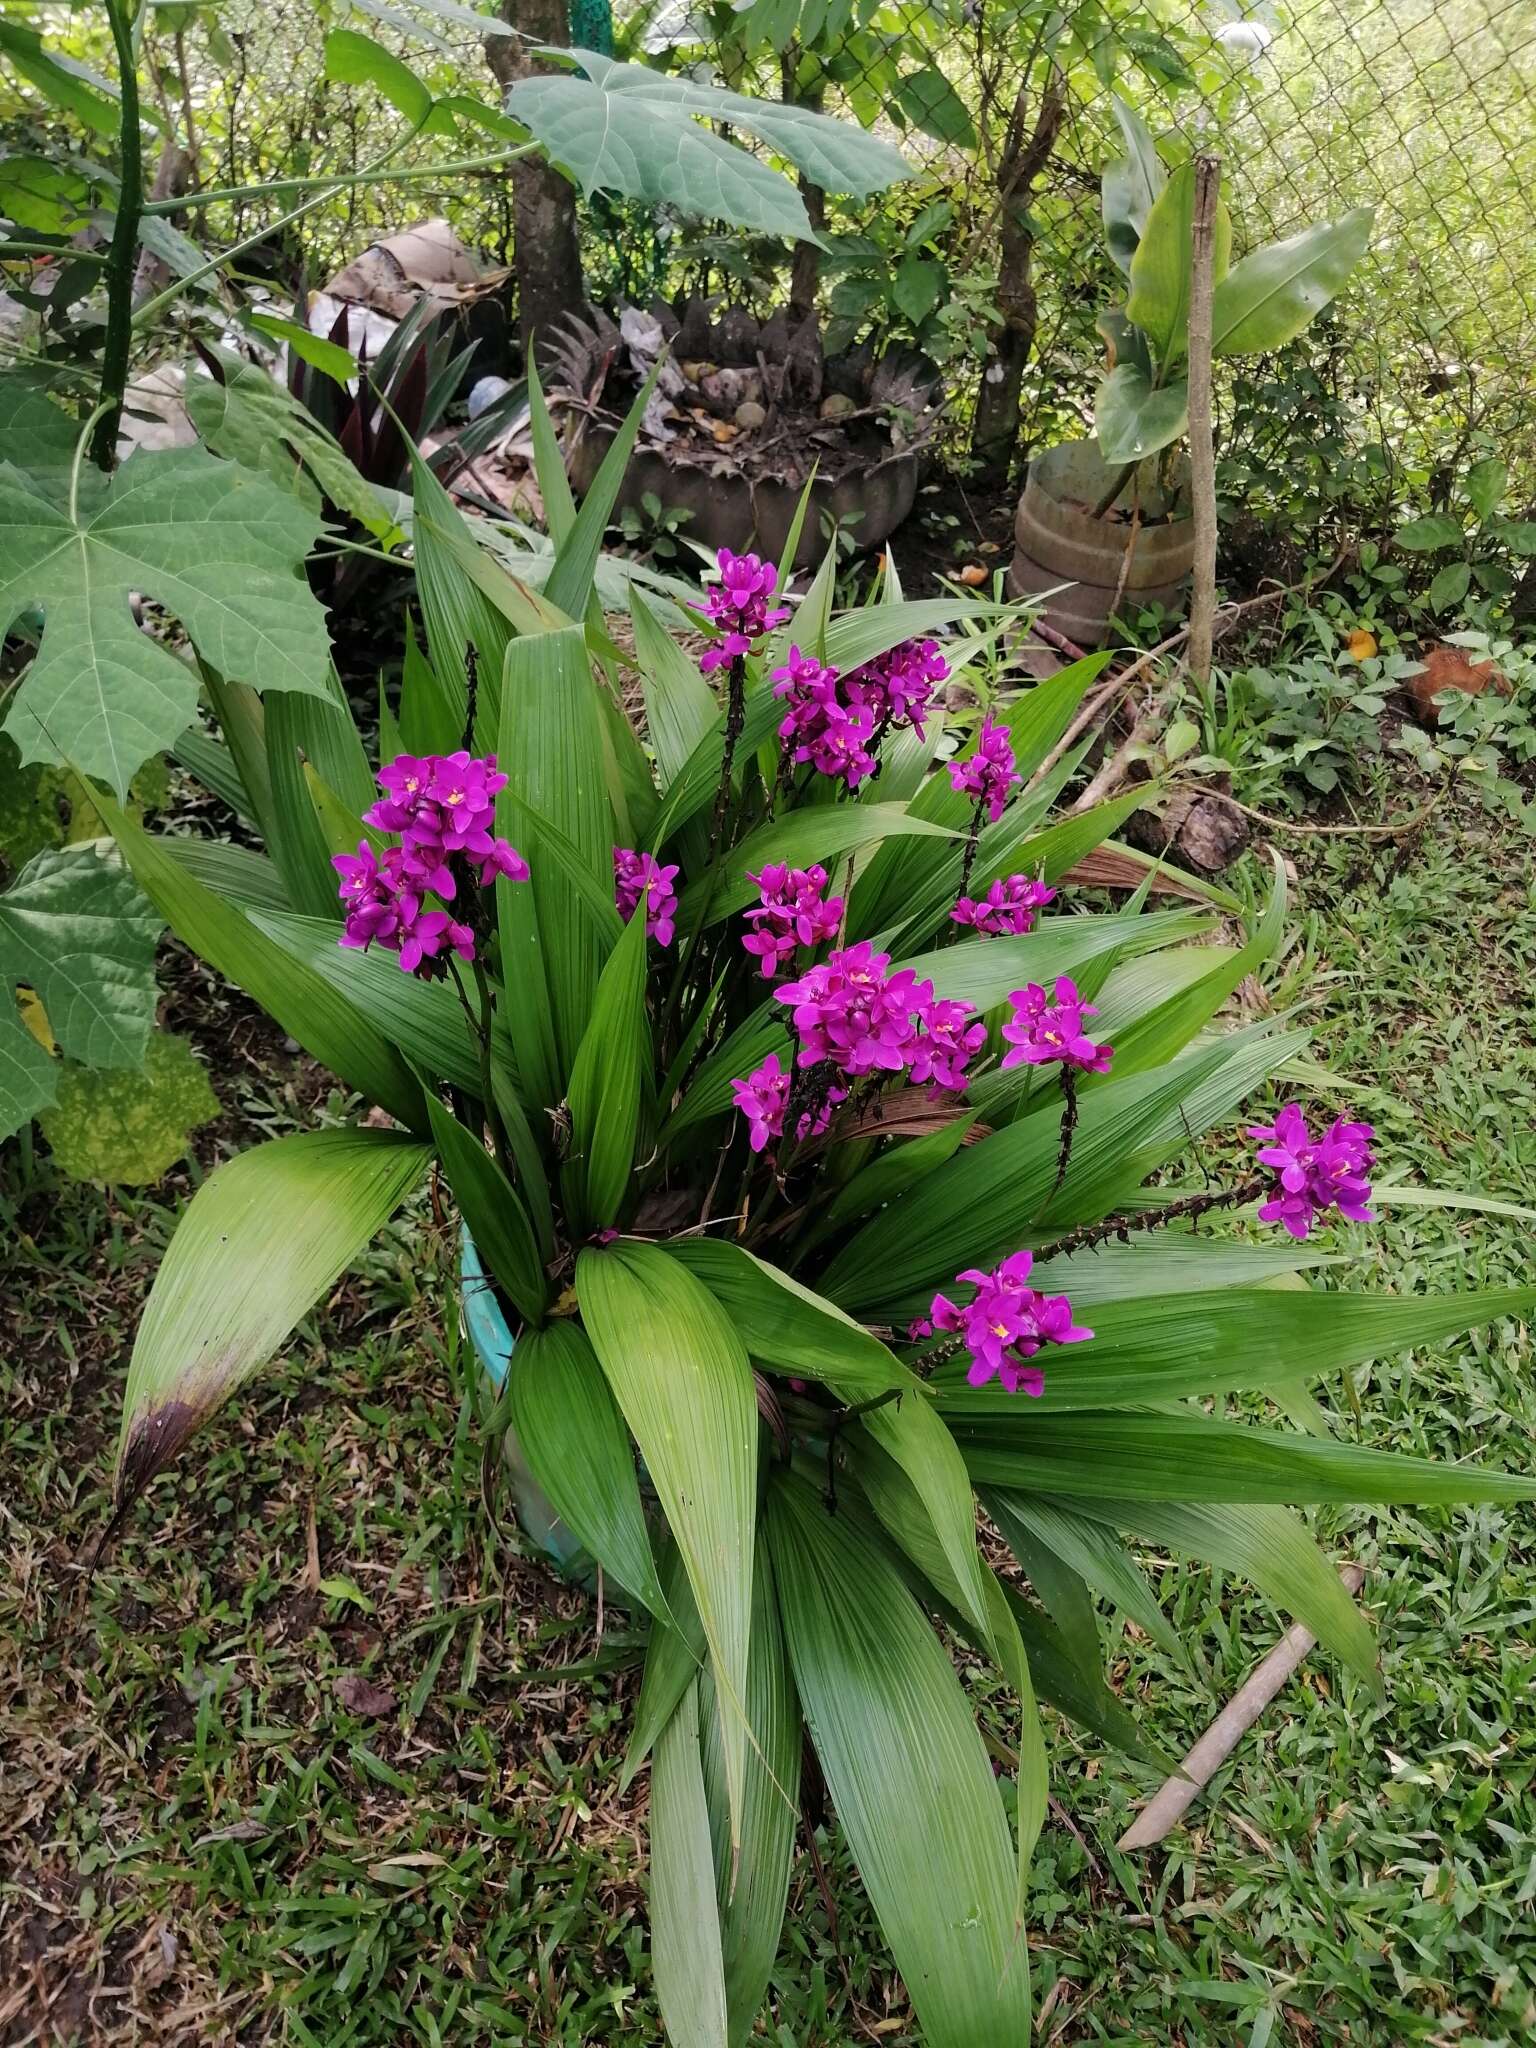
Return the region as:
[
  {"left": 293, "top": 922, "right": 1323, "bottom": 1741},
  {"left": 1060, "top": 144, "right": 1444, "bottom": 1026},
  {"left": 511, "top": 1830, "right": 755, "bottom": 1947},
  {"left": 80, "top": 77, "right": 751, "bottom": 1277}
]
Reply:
[
  {"left": 564, "top": 900, "right": 648, "bottom": 1230},
  {"left": 495, "top": 625, "right": 615, "bottom": 1106},
  {"left": 1125, "top": 160, "right": 1232, "bottom": 365},
  {"left": 578, "top": 1242, "right": 758, "bottom": 1852},
  {"left": 766, "top": 1469, "right": 1031, "bottom": 2043},
  {"left": 955, "top": 1412, "right": 1536, "bottom": 1507},
  {"left": 698, "top": 1543, "right": 801, "bottom": 2045},
  {"left": 1096, "top": 363, "right": 1190, "bottom": 465},
  {"left": 1102, "top": 96, "right": 1165, "bottom": 273},
  {"left": 508, "top": 1322, "right": 665, "bottom": 1613},
  {"left": 116, "top": 1129, "right": 429, "bottom": 1507},
  {"left": 422, "top": 1091, "right": 547, "bottom": 1329},
  {"left": 97, "top": 798, "right": 424, "bottom": 1128},
  {"left": 1211, "top": 207, "right": 1374, "bottom": 358},
  {"left": 650, "top": 1681, "right": 730, "bottom": 2048},
  {"left": 936, "top": 1285, "right": 1536, "bottom": 1414}
]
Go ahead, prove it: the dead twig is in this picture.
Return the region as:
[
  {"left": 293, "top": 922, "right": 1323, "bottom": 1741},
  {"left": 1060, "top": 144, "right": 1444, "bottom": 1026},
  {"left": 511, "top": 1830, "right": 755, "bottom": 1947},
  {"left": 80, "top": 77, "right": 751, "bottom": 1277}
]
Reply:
[{"left": 1117, "top": 1561, "right": 1367, "bottom": 1851}]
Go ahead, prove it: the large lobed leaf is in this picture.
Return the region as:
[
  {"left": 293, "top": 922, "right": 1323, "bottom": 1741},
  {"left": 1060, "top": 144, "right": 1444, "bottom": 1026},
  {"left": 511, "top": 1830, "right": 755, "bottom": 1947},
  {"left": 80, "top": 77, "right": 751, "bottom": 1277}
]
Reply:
[
  {"left": 0, "top": 443, "right": 331, "bottom": 800},
  {"left": 0, "top": 845, "right": 162, "bottom": 1140},
  {"left": 506, "top": 49, "right": 911, "bottom": 242}
]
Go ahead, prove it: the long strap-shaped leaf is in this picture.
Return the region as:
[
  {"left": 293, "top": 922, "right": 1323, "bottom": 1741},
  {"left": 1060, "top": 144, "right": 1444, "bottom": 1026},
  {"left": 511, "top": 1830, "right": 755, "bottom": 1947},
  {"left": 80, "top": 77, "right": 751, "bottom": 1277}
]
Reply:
[
  {"left": 508, "top": 1322, "right": 665, "bottom": 1616},
  {"left": 766, "top": 1469, "right": 1031, "bottom": 2045},
  {"left": 496, "top": 624, "right": 615, "bottom": 1107},
  {"left": 697, "top": 1542, "right": 801, "bottom": 2048},
  {"left": 564, "top": 898, "right": 648, "bottom": 1232},
  {"left": 577, "top": 1241, "right": 758, "bottom": 1857},
  {"left": 956, "top": 1411, "right": 1536, "bottom": 1507},
  {"left": 650, "top": 1680, "right": 730, "bottom": 2048},
  {"left": 116, "top": 1128, "right": 430, "bottom": 1509},
  {"left": 664, "top": 1241, "right": 991, "bottom": 1640},
  {"left": 934, "top": 1284, "right": 1536, "bottom": 1415}
]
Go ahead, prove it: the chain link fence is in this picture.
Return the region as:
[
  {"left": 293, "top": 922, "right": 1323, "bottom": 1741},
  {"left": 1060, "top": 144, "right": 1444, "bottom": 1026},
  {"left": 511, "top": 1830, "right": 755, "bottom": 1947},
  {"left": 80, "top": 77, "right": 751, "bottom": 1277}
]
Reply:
[{"left": 18, "top": 1, "right": 1531, "bottom": 502}]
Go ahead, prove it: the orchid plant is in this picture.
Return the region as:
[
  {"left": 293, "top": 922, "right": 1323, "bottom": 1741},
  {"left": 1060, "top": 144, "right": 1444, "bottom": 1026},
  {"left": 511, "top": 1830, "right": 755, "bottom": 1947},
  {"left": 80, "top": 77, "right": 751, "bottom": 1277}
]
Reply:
[{"left": 95, "top": 374, "right": 1536, "bottom": 2047}]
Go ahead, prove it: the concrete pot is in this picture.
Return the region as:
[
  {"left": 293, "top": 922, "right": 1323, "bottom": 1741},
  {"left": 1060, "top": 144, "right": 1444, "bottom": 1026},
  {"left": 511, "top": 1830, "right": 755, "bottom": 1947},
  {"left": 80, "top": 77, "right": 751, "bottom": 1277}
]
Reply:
[{"left": 1007, "top": 440, "right": 1194, "bottom": 647}]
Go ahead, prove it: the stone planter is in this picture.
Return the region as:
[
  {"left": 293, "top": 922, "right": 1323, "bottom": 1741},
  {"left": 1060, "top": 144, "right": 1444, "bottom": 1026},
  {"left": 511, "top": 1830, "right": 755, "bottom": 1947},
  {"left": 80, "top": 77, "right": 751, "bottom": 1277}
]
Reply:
[
  {"left": 545, "top": 302, "right": 941, "bottom": 572},
  {"left": 1007, "top": 440, "right": 1194, "bottom": 647}
]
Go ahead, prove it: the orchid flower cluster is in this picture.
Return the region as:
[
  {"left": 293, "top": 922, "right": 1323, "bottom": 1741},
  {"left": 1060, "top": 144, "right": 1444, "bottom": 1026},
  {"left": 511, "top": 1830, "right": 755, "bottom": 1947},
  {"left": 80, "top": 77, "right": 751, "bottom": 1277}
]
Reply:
[
  {"left": 951, "top": 873, "right": 1055, "bottom": 938},
  {"left": 911, "top": 1249, "right": 1092, "bottom": 1396},
  {"left": 731, "top": 941, "right": 987, "bottom": 1153},
  {"left": 334, "top": 751, "right": 528, "bottom": 976},
  {"left": 1249, "top": 1103, "right": 1376, "bottom": 1240},
  {"left": 699, "top": 548, "right": 790, "bottom": 671},
  {"left": 742, "top": 864, "right": 844, "bottom": 979},
  {"left": 614, "top": 848, "right": 680, "bottom": 947},
  {"left": 772, "top": 635, "right": 951, "bottom": 792}
]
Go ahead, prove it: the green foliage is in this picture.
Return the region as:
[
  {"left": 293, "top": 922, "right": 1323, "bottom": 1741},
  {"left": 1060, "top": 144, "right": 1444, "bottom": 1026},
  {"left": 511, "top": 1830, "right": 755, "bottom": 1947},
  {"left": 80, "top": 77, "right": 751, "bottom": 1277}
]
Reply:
[
  {"left": 504, "top": 48, "right": 911, "bottom": 242},
  {"left": 1093, "top": 104, "right": 1372, "bottom": 467},
  {"left": 0, "top": 400, "right": 331, "bottom": 800},
  {"left": 38, "top": 1027, "right": 217, "bottom": 1184},
  {"left": 0, "top": 842, "right": 161, "bottom": 1143}
]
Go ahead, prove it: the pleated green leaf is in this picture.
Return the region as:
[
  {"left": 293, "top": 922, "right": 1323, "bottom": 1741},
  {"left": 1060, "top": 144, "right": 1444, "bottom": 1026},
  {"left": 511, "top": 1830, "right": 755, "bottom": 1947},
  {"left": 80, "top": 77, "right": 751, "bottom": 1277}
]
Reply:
[
  {"left": 954, "top": 1412, "right": 1536, "bottom": 1507},
  {"left": 97, "top": 799, "right": 424, "bottom": 1128},
  {"left": 263, "top": 690, "right": 346, "bottom": 919},
  {"left": 162, "top": 837, "right": 288, "bottom": 913},
  {"left": 496, "top": 625, "right": 615, "bottom": 1105},
  {"left": 507, "top": 1322, "right": 665, "bottom": 1614},
  {"left": 623, "top": 1537, "right": 707, "bottom": 1792},
  {"left": 650, "top": 1680, "right": 730, "bottom": 2048},
  {"left": 766, "top": 1469, "right": 1031, "bottom": 2044},
  {"left": 578, "top": 1242, "right": 757, "bottom": 1852},
  {"left": 677, "top": 804, "right": 959, "bottom": 934},
  {"left": 821, "top": 1026, "right": 1308, "bottom": 1313},
  {"left": 1029, "top": 1235, "right": 1334, "bottom": 1307},
  {"left": 422, "top": 1091, "right": 547, "bottom": 1329},
  {"left": 698, "top": 1543, "right": 801, "bottom": 2046},
  {"left": 937, "top": 1285, "right": 1536, "bottom": 1415},
  {"left": 116, "top": 1129, "right": 430, "bottom": 1508},
  {"left": 841, "top": 1435, "right": 1045, "bottom": 1922},
  {"left": 1067, "top": 1494, "right": 1377, "bottom": 1687},
  {"left": 665, "top": 1240, "right": 988, "bottom": 1637},
  {"left": 901, "top": 904, "right": 1210, "bottom": 1015},
  {"left": 985, "top": 1492, "right": 1103, "bottom": 1693},
  {"left": 250, "top": 909, "right": 486, "bottom": 1095},
  {"left": 985, "top": 1492, "right": 1181, "bottom": 1659},
  {"left": 565, "top": 900, "right": 649, "bottom": 1230}
]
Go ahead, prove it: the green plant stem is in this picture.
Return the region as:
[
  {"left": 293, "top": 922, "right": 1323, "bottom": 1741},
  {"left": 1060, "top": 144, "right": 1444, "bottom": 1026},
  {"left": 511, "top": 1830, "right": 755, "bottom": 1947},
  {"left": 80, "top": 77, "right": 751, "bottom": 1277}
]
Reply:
[
  {"left": 1092, "top": 460, "right": 1138, "bottom": 520},
  {"left": 140, "top": 148, "right": 536, "bottom": 215},
  {"left": 93, "top": 0, "right": 144, "bottom": 471},
  {"left": 0, "top": 242, "right": 109, "bottom": 264}
]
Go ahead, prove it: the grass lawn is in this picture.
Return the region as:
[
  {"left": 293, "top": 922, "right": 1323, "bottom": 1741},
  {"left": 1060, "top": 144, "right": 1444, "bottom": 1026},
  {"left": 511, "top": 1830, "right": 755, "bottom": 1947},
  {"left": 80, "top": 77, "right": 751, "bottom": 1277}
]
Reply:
[{"left": 3, "top": 776, "right": 1534, "bottom": 2047}]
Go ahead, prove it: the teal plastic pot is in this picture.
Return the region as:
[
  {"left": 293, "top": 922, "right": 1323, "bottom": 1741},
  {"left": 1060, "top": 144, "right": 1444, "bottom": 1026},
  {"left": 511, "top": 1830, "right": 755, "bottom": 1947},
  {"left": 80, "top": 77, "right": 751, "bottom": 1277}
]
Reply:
[{"left": 459, "top": 1229, "right": 595, "bottom": 1585}]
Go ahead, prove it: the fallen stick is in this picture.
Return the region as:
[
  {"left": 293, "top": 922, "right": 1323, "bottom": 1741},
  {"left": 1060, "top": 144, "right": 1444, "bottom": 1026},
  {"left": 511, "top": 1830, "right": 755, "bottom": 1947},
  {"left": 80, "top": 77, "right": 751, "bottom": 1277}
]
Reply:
[{"left": 1116, "top": 1561, "right": 1367, "bottom": 1852}]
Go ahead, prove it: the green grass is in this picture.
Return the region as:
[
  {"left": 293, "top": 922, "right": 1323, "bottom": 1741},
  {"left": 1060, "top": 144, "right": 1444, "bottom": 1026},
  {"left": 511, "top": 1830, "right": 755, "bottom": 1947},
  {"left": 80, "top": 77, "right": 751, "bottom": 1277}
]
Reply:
[{"left": 3, "top": 783, "right": 1534, "bottom": 2046}]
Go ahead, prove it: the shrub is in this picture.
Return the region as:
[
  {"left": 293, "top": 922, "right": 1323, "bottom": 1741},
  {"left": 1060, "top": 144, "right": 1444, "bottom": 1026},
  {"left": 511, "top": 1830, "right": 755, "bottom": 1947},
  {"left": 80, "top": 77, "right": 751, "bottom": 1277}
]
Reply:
[{"left": 101, "top": 385, "right": 1535, "bottom": 2044}]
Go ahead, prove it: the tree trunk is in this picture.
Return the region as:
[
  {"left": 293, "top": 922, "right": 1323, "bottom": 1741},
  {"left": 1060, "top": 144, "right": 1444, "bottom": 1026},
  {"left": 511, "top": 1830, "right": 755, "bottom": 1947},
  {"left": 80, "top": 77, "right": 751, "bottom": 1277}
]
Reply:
[
  {"left": 783, "top": 53, "right": 824, "bottom": 327},
  {"left": 969, "top": 70, "right": 1065, "bottom": 486},
  {"left": 488, "top": 0, "right": 585, "bottom": 364}
]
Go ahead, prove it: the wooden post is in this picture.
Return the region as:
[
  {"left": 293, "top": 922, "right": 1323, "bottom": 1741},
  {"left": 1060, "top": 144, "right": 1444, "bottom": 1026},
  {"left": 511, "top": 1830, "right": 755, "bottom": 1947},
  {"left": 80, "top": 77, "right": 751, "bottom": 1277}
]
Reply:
[{"left": 1186, "top": 153, "right": 1222, "bottom": 686}]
